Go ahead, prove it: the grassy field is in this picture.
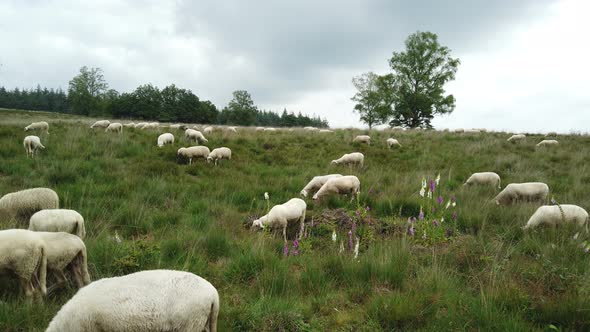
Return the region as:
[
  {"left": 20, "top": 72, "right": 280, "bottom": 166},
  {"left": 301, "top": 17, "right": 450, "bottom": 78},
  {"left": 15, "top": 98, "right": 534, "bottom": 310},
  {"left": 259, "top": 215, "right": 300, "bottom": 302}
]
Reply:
[{"left": 1, "top": 108, "right": 590, "bottom": 331}]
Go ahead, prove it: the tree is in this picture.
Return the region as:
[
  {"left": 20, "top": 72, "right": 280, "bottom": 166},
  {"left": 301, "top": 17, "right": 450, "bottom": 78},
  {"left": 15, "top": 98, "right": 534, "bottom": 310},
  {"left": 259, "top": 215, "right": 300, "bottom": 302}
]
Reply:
[
  {"left": 221, "top": 90, "right": 258, "bottom": 126},
  {"left": 385, "top": 31, "right": 460, "bottom": 128},
  {"left": 68, "top": 66, "right": 108, "bottom": 116},
  {"left": 351, "top": 72, "right": 390, "bottom": 129}
]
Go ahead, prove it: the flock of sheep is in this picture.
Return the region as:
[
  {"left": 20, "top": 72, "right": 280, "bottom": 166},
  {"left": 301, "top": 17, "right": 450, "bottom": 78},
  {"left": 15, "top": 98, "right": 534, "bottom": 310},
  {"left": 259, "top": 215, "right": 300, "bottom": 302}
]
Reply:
[{"left": 2, "top": 119, "right": 585, "bottom": 331}]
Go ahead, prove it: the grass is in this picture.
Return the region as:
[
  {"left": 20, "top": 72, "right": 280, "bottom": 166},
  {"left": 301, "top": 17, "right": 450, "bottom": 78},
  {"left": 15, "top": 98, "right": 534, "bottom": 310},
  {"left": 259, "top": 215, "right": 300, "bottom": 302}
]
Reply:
[{"left": 1, "top": 108, "right": 590, "bottom": 331}]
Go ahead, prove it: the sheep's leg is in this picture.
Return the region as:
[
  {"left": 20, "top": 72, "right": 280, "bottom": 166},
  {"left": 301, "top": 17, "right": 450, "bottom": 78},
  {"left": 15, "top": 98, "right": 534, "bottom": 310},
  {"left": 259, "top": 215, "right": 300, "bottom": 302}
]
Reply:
[
  {"left": 20, "top": 278, "right": 34, "bottom": 298},
  {"left": 283, "top": 227, "right": 287, "bottom": 244},
  {"left": 189, "top": 158, "right": 192, "bottom": 165},
  {"left": 298, "top": 216, "right": 305, "bottom": 240}
]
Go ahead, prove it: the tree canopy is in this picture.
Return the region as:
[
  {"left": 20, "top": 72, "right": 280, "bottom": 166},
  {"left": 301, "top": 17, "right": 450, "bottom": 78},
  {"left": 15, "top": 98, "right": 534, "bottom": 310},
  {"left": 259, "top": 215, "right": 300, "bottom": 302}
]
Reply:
[{"left": 351, "top": 72, "right": 390, "bottom": 129}]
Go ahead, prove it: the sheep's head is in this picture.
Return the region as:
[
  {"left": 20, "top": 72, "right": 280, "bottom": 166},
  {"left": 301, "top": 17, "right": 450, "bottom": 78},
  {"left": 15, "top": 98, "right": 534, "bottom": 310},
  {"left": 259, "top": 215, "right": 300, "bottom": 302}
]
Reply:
[
  {"left": 300, "top": 189, "right": 308, "bottom": 198},
  {"left": 330, "top": 160, "right": 338, "bottom": 165},
  {"left": 206, "top": 156, "right": 213, "bottom": 163},
  {"left": 312, "top": 193, "right": 320, "bottom": 201},
  {"left": 24, "top": 126, "right": 30, "bottom": 131}
]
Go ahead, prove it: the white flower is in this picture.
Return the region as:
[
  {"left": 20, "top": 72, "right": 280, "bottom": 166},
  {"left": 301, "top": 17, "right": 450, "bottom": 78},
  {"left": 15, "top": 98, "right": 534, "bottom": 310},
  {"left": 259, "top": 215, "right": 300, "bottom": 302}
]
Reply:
[
  {"left": 452, "top": 202, "right": 456, "bottom": 207},
  {"left": 445, "top": 201, "right": 451, "bottom": 209},
  {"left": 441, "top": 217, "right": 445, "bottom": 223},
  {"left": 574, "top": 232, "right": 579, "bottom": 240},
  {"left": 332, "top": 230, "right": 337, "bottom": 242},
  {"left": 354, "top": 237, "right": 360, "bottom": 259},
  {"left": 264, "top": 192, "right": 269, "bottom": 200},
  {"left": 427, "top": 191, "right": 432, "bottom": 199},
  {"left": 435, "top": 173, "right": 441, "bottom": 185},
  {"left": 419, "top": 188, "right": 425, "bottom": 197},
  {"left": 421, "top": 177, "right": 427, "bottom": 189}
]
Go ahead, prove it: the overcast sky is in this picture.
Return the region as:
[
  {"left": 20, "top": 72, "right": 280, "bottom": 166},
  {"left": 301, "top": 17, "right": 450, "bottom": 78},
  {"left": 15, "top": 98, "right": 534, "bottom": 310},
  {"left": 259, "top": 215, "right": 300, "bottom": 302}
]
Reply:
[{"left": 1, "top": 0, "right": 588, "bottom": 133}]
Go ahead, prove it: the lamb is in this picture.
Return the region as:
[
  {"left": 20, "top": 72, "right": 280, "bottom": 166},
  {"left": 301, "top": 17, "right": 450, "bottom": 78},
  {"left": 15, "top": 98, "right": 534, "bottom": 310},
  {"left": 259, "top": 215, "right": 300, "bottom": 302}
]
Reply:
[
  {"left": 185, "top": 129, "right": 208, "bottom": 144},
  {"left": 331, "top": 152, "right": 364, "bottom": 168},
  {"left": 134, "top": 122, "right": 148, "bottom": 129},
  {"left": 34, "top": 231, "right": 91, "bottom": 291},
  {"left": 0, "top": 229, "right": 47, "bottom": 298},
  {"left": 524, "top": 204, "right": 589, "bottom": 231},
  {"left": 300, "top": 174, "right": 343, "bottom": 198},
  {"left": 252, "top": 198, "right": 306, "bottom": 242},
  {"left": 536, "top": 139, "right": 559, "bottom": 147},
  {"left": 24, "top": 121, "right": 49, "bottom": 135},
  {"left": 90, "top": 120, "right": 110, "bottom": 129},
  {"left": 177, "top": 146, "right": 210, "bottom": 164},
  {"left": 46, "top": 270, "right": 219, "bottom": 332},
  {"left": 157, "top": 133, "right": 174, "bottom": 147},
  {"left": 105, "top": 122, "right": 123, "bottom": 133},
  {"left": 386, "top": 138, "right": 401, "bottom": 148},
  {"left": 23, "top": 135, "right": 45, "bottom": 157},
  {"left": 353, "top": 135, "right": 371, "bottom": 145},
  {"left": 203, "top": 126, "right": 214, "bottom": 134},
  {"left": 123, "top": 122, "right": 135, "bottom": 128},
  {"left": 464, "top": 172, "right": 501, "bottom": 189},
  {"left": 207, "top": 147, "right": 232, "bottom": 165},
  {"left": 313, "top": 175, "right": 361, "bottom": 202},
  {"left": 28, "top": 209, "right": 86, "bottom": 239},
  {"left": 493, "top": 182, "right": 549, "bottom": 205},
  {"left": 0, "top": 187, "right": 59, "bottom": 221},
  {"left": 507, "top": 134, "right": 526, "bottom": 143}
]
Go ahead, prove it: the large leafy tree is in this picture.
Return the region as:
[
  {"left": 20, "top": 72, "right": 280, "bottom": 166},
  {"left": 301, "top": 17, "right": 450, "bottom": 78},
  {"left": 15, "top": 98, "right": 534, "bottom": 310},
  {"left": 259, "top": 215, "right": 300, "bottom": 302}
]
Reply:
[
  {"left": 386, "top": 31, "right": 460, "bottom": 128},
  {"left": 220, "top": 90, "right": 258, "bottom": 125},
  {"left": 68, "top": 66, "right": 108, "bottom": 116},
  {"left": 351, "top": 72, "right": 390, "bottom": 129}
]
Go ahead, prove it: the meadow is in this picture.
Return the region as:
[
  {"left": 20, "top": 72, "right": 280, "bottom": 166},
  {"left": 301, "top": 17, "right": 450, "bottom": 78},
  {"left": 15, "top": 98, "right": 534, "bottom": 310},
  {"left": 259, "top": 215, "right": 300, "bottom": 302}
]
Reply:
[{"left": 1, "top": 108, "right": 590, "bottom": 331}]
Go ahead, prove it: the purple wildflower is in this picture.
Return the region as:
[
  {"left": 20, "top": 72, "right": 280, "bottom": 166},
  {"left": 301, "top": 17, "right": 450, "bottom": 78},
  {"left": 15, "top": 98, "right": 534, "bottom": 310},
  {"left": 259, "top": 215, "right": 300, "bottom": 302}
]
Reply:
[
  {"left": 355, "top": 209, "right": 361, "bottom": 216},
  {"left": 419, "top": 208, "right": 424, "bottom": 220},
  {"left": 283, "top": 244, "right": 289, "bottom": 257},
  {"left": 365, "top": 206, "right": 370, "bottom": 212},
  {"left": 450, "top": 195, "right": 456, "bottom": 203},
  {"left": 452, "top": 211, "right": 458, "bottom": 221},
  {"left": 433, "top": 220, "right": 438, "bottom": 227},
  {"left": 293, "top": 239, "right": 299, "bottom": 249},
  {"left": 430, "top": 179, "right": 435, "bottom": 192},
  {"left": 348, "top": 230, "right": 353, "bottom": 251},
  {"left": 351, "top": 222, "right": 357, "bottom": 234},
  {"left": 437, "top": 196, "right": 443, "bottom": 205}
]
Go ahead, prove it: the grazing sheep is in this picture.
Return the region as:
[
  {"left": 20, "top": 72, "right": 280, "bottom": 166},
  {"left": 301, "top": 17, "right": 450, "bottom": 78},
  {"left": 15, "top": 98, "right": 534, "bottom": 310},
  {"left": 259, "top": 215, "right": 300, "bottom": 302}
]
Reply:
[
  {"left": 536, "top": 139, "right": 559, "bottom": 147},
  {"left": 169, "top": 124, "right": 182, "bottom": 130},
  {"left": 0, "top": 229, "right": 47, "bottom": 298},
  {"left": 23, "top": 135, "right": 45, "bottom": 157},
  {"left": 319, "top": 129, "right": 333, "bottom": 133},
  {"left": 144, "top": 122, "right": 159, "bottom": 129},
  {"left": 24, "top": 121, "right": 49, "bottom": 135},
  {"left": 0, "top": 187, "right": 59, "bottom": 221},
  {"left": 252, "top": 198, "right": 306, "bottom": 242},
  {"left": 464, "top": 172, "right": 501, "bottom": 189},
  {"left": 524, "top": 204, "right": 589, "bottom": 231},
  {"left": 134, "top": 122, "right": 148, "bottom": 129},
  {"left": 203, "top": 126, "right": 214, "bottom": 134},
  {"left": 46, "top": 270, "right": 219, "bottom": 332},
  {"left": 464, "top": 129, "right": 481, "bottom": 134},
  {"left": 123, "top": 122, "right": 135, "bottom": 128},
  {"left": 300, "top": 174, "right": 343, "bottom": 198},
  {"left": 353, "top": 135, "right": 371, "bottom": 145},
  {"left": 28, "top": 209, "right": 86, "bottom": 239},
  {"left": 35, "top": 232, "right": 91, "bottom": 291},
  {"left": 255, "top": 127, "right": 264, "bottom": 131},
  {"left": 386, "top": 138, "right": 401, "bottom": 148},
  {"left": 331, "top": 152, "right": 364, "bottom": 168},
  {"left": 177, "top": 146, "right": 210, "bottom": 165},
  {"left": 264, "top": 127, "right": 276, "bottom": 132},
  {"left": 313, "top": 175, "right": 361, "bottom": 202},
  {"left": 507, "top": 134, "right": 526, "bottom": 143},
  {"left": 105, "top": 122, "right": 123, "bottom": 133},
  {"left": 157, "top": 133, "right": 174, "bottom": 147},
  {"left": 207, "top": 147, "right": 232, "bottom": 165},
  {"left": 454, "top": 128, "right": 464, "bottom": 133},
  {"left": 391, "top": 126, "right": 405, "bottom": 131},
  {"left": 90, "top": 120, "right": 110, "bottom": 129},
  {"left": 185, "top": 129, "right": 208, "bottom": 144},
  {"left": 546, "top": 132, "right": 558, "bottom": 137},
  {"left": 493, "top": 182, "right": 549, "bottom": 205},
  {"left": 303, "top": 126, "right": 317, "bottom": 131},
  {"left": 226, "top": 126, "right": 238, "bottom": 133}
]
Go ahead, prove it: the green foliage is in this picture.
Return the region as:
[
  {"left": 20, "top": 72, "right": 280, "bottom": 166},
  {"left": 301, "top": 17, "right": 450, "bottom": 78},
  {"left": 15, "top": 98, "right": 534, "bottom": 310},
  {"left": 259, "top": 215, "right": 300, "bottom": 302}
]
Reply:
[
  {"left": 351, "top": 72, "right": 390, "bottom": 129},
  {"left": 68, "top": 66, "right": 108, "bottom": 116}
]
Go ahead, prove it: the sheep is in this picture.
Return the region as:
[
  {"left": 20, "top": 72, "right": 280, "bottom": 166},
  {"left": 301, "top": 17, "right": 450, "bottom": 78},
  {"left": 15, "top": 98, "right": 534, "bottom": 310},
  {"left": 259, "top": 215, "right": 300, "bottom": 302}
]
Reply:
[
  {"left": 90, "top": 120, "right": 110, "bottom": 129},
  {"left": 23, "top": 135, "right": 45, "bottom": 157},
  {"left": 353, "top": 135, "right": 371, "bottom": 145},
  {"left": 207, "top": 147, "right": 232, "bottom": 165},
  {"left": 524, "top": 204, "right": 589, "bottom": 231},
  {"left": 145, "top": 122, "right": 160, "bottom": 129},
  {"left": 24, "top": 121, "right": 49, "bottom": 135},
  {"left": 536, "top": 139, "right": 559, "bottom": 147},
  {"left": 464, "top": 172, "right": 501, "bottom": 189},
  {"left": 252, "top": 198, "right": 306, "bottom": 242},
  {"left": 123, "top": 122, "right": 135, "bottom": 128},
  {"left": 134, "top": 122, "right": 148, "bottom": 129},
  {"left": 157, "top": 133, "right": 174, "bottom": 147},
  {"left": 0, "top": 187, "right": 59, "bottom": 221},
  {"left": 319, "top": 129, "right": 333, "bottom": 133},
  {"left": 169, "top": 124, "right": 182, "bottom": 130},
  {"left": 34, "top": 231, "right": 91, "bottom": 291},
  {"left": 255, "top": 127, "right": 264, "bottom": 131},
  {"left": 46, "top": 270, "right": 219, "bottom": 332},
  {"left": 177, "top": 146, "right": 210, "bottom": 165},
  {"left": 386, "top": 138, "right": 401, "bottom": 148},
  {"left": 391, "top": 126, "right": 405, "bottom": 131},
  {"left": 546, "top": 132, "right": 558, "bottom": 137},
  {"left": 105, "top": 122, "right": 123, "bottom": 133},
  {"left": 493, "top": 182, "right": 549, "bottom": 205},
  {"left": 303, "top": 126, "right": 317, "bottom": 131},
  {"left": 464, "top": 129, "right": 481, "bottom": 134},
  {"left": 331, "top": 152, "right": 364, "bottom": 168},
  {"left": 300, "top": 174, "right": 343, "bottom": 198},
  {"left": 0, "top": 229, "right": 47, "bottom": 298},
  {"left": 313, "top": 175, "right": 361, "bottom": 202},
  {"left": 185, "top": 129, "right": 208, "bottom": 144},
  {"left": 226, "top": 126, "right": 238, "bottom": 133},
  {"left": 264, "top": 127, "right": 276, "bottom": 132},
  {"left": 28, "top": 209, "right": 86, "bottom": 239},
  {"left": 507, "top": 134, "right": 526, "bottom": 143},
  {"left": 203, "top": 126, "right": 214, "bottom": 134},
  {"left": 454, "top": 128, "right": 464, "bottom": 133}
]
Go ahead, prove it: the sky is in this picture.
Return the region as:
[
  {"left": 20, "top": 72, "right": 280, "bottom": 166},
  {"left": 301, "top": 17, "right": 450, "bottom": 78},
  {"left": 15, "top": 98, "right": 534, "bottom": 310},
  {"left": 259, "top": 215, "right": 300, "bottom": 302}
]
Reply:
[{"left": 0, "top": 0, "right": 588, "bottom": 133}]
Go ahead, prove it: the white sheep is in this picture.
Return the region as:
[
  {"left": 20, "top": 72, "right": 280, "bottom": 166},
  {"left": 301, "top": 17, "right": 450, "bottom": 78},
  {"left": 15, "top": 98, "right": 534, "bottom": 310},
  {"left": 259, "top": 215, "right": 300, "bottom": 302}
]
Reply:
[
  {"left": 464, "top": 129, "right": 481, "bottom": 134},
  {"left": 264, "top": 127, "right": 276, "bottom": 132},
  {"left": 313, "top": 175, "right": 361, "bottom": 202},
  {"left": 464, "top": 172, "right": 501, "bottom": 189},
  {"left": 144, "top": 122, "right": 159, "bottom": 129},
  {"left": 0, "top": 229, "right": 47, "bottom": 298},
  {"left": 90, "top": 120, "right": 110, "bottom": 129},
  {"left": 46, "top": 270, "right": 219, "bottom": 332},
  {"left": 29, "top": 209, "right": 86, "bottom": 239},
  {"left": 105, "top": 122, "right": 123, "bottom": 133},
  {"left": 23, "top": 135, "right": 45, "bottom": 157},
  {"left": 169, "top": 124, "right": 182, "bottom": 130},
  {"left": 546, "top": 132, "right": 558, "bottom": 137},
  {"left": 24, "top": 121, "right": 49, "bottom": 135},
  {"left": 524, "top": 204, "right": 589, "bottom": 231},
  {"left": 0, "top": 187, "right": 59, "bottom": 221},
  {"left": 507, "top": 134, "right": 526, "bottom": 143},
  {"left": 454, "top": 128, "right": 464, "bottom": 133},
  {"left": 353, "top": 135, "right": 371, "bottom": 145},
  {"left": 123, "top": 122, "right": 135, "bottom": 128},
  {"left": 203, "top": 126, "right": 214, "bottom": 134},
  {"left": 391, "top": 126, "right": 405, "bottom": 131},
  {"left": 35, "top": 231, "right": 91, "bottom": 291},
  {"left": 386, "top": 138, "right": 401, "bottom": 148},
  {"left": 134, "top": 122, "right": 148, "bottom": 129},
  {"left": 319, "top": 129, "right": 333, "bottom": 133},
  {"left": 226, "top": 126, "right": 238, "bottom": 133},
  {"left": 303, "top": 126, "right": 317, "bottom": 131},
  {"left": 493, "top": 182, "right": 549, "bottom": 205},
  {"left": 157, "top": 133, "right": 175, "bottom": 147},
  {"left": 300, "top": 174, "right": 343, "bottom": 198},
  {"left": 255, "top": 127, "right": 264, "bottom": 131},
  {"left": 185, "top": 129, "right": 208, "bottom": 144},
  {"left": 207, "top": 147, "right": 232, "bottom": 165},
  {"left": 177, "top": 146, "right": 210, "bottom": 164},
  {"left": 252, "top": 198, "right": 306, "bottom": 242},
  {"left": 331, "top": 152, "right": 364, "bottom": 168},
  {"left": 536, "top": 139, "right": 559, "bottom": 147}
]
